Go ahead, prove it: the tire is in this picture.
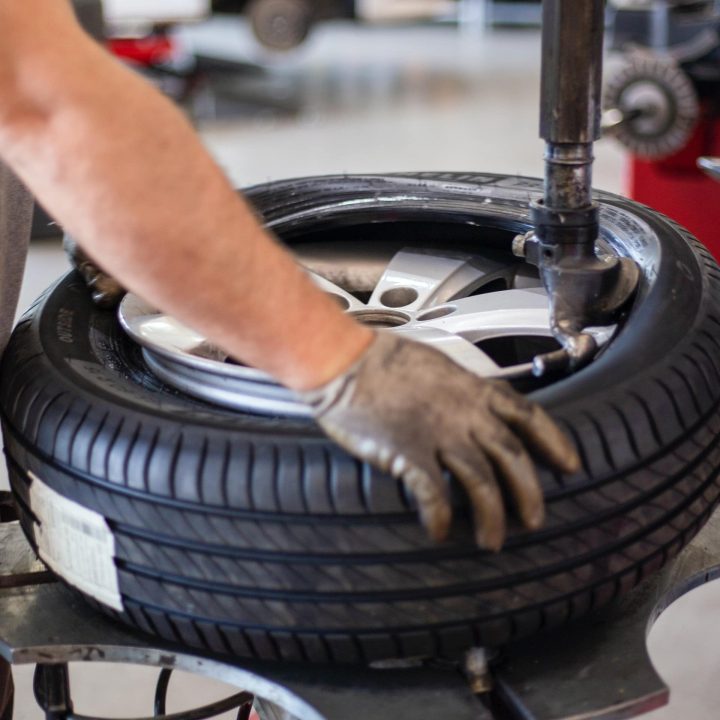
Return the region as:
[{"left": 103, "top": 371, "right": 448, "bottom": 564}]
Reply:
[
  {"left": 3, "top": 172, "right": 720, "bottom": 665},
  {"left": 247, "top": 0, "right": 314, "bottom": 51}
]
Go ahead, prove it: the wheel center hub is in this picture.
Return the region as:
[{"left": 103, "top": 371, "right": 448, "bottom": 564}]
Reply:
[{"left": 349, "top": 309, "right": 411, "bottom": 329}]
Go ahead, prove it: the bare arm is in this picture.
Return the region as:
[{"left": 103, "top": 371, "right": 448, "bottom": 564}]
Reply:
[
  {"left": 0, "top": 0, "right": 372, "bottom": 391},
  {"left": 0, "top": 1, "right": 580, "bottom": 547}
]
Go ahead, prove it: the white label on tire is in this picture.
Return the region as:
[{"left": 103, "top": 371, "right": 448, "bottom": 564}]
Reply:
[{"left": 28, "top": 471, "right": 123, "bottom": 611}]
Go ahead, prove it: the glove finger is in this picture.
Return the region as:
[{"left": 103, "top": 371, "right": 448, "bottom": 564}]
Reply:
[
  {"left": 471, "top": 426, "right": 545, "bottom": 531},
  {"left": 401, "top": 462, "right": 452, "bottom": 543},
  {"left": 440, "top": 448, "right": 506, "bottom": 551},
  {"left": 489, "top": 389, "right": 580, "bottom": 475},
  {"left": 318, "top": 422, "right": 451, "bottom": 542}
]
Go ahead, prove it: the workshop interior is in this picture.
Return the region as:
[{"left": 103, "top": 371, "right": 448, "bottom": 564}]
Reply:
[{"left": 6, "top": 0, "right": 720, "bottom": 718}]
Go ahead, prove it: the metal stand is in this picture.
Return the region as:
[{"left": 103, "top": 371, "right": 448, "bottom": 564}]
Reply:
[{"left": 2, "top": 506, "right": 720, "bottom": 719}]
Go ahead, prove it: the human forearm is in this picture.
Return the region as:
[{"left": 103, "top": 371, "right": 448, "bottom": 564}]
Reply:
[
  {"left": 0, "top": 3, "right": 581, "bottom": 549},
  {"left": 0, "top": 2, "right": 371, "bottom": 390}
]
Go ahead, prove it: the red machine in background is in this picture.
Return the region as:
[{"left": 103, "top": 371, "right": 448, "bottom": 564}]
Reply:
[
  {"left": 629, "top": 115, "right": 720, "bottom": 257},
  {"left": 109, "top": 35, "right": 177, "bottom": 66},
  {"left": 604, "top": 0, "right": 720, "bottom": 258}
]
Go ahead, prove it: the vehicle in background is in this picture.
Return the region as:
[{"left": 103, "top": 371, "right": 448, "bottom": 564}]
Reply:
[
  {"left": 211, "top": 0, "right": 457, "bottom": 52},
  {"left": 210, "top": 0, "right": 352, "bottom": 51},
  {"left": 102, "top": 0, "right": 544, "bottom": 52},
  {"left": 102, "top": 0, "right": 455, "bottom": 50},
  {"left": 213, "top": 1, "right": 545, "bottom": 52}
]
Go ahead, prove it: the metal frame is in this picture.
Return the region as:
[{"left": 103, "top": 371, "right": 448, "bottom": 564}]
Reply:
[
  {"left": 33, "top": 662, "right": 254, "bottom": 720},
  {"left": 3, "top": 503, "right": 720, "bottom": 719}
]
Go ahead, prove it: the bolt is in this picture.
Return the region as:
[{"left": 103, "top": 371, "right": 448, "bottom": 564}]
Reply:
[
  {"left": 512, "top": 231, "right": 533, "bottom": 258},
  {"left": 464, "top": 647, "right": 493, "bottom": 694}
]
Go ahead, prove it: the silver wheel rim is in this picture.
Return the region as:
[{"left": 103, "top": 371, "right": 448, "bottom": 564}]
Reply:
[{"left": 118, "top": 245, "right": 615, "bottom": 418}]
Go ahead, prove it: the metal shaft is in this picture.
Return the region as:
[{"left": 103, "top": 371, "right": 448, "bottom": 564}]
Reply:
[
  {"left": 540, "top": 0, "right": 605, "bottom": 213},
  {"left": 525, "top": 0, "right": 639, "bottom": 364}
]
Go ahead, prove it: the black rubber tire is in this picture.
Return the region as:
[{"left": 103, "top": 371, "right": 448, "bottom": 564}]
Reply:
[
  {"left": 4, "top": 172, "right": 720, "bottom": 665},
  {"left": 247, "top": 0, "right": 314, "bottom": 51}
]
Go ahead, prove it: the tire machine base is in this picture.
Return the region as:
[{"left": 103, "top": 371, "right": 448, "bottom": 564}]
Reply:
[{"left": 3, "top": 500, "right": 720, "bottom": 719}]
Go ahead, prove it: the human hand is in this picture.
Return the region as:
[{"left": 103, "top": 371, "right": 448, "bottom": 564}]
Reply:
[{"left": 303, "top": 333, "right": 580, "bottom": 550}]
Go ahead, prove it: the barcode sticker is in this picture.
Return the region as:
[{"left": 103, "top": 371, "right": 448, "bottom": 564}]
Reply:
[{"left": 29, "top": 471, "right": 123, "bottom": 611}]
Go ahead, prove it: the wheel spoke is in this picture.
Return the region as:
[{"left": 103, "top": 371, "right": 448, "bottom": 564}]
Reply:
[
  {"left": 308, "top": 271, "right": 367, "bottom": 312},
  {"left": 414, "top": 288, "right": 551, "bottom": 342},
  {"left": 367, "top": 249, "right": 514, "bottom": 313},
  {"left": 393, "top": 326, "right": 502, "bottom": 376}
]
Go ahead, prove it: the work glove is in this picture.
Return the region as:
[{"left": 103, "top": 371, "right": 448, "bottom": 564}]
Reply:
[
  {"left": 303, "top": 332, "right": 580, "bottom": 550},
  {"left": 64, "top": 234, "right": 126, "bottom": 309}
]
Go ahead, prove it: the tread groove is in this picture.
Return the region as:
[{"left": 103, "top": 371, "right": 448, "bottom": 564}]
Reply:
[
  {"left": 609, "top": 402, "right": 640, "bottom": 459},
  {"left": 628, "top": 391, "right": 663, "bottom": 448}
]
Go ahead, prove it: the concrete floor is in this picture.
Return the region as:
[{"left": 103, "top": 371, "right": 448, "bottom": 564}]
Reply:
[{"left": 9, "top": 16, "right": 720, "bottom": 720}]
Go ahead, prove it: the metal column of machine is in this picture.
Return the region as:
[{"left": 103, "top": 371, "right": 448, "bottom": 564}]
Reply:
[{"left": 516, "top": 0, "right": 640, "bottom": 375}]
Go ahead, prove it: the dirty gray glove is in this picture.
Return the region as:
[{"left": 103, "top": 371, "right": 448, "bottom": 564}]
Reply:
[
  {"left": 303, "top": 333, "right": 580, "bottom": 550},
  {"left": 64, "top": 234, "right": 126, "bottom": 309}
]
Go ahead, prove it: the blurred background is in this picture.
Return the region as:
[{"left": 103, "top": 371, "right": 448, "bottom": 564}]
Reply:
[{"left": 12, "top": 1, "right": 720, "bottom": 718}]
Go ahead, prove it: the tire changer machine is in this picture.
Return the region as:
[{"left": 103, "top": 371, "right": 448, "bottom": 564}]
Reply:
[
  {"left": 6, "top": 1, "right": 720, "bottom": 719},
  {"left": 604, "top": 0, "right": 720, "bottom": 257}
]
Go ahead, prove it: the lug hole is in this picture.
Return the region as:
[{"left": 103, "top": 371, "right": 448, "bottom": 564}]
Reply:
[
  {"left": 350, "top": 310, "right": 410, "bottom": 328},
  {"left": 328, "top": 294, "right": 351, "bottom": 311},
  {"left": 380, "top": 287, "right": 419, "bottom": 308},
  {"left": 417, "top": 306, "right": 456, "bottom": 321}
]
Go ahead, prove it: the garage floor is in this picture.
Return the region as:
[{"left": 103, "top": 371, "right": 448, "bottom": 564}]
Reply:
[{"left": 8, "top": 16, "right": 720, "bottom": 720}]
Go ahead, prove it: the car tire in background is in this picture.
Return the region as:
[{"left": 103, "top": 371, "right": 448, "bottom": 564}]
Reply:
[
  {"left": 247, "top": 0, "right": 315, "bottom": 50},
  {"left": 3, "top": 173, "right": 720, "bottom": 665}
]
